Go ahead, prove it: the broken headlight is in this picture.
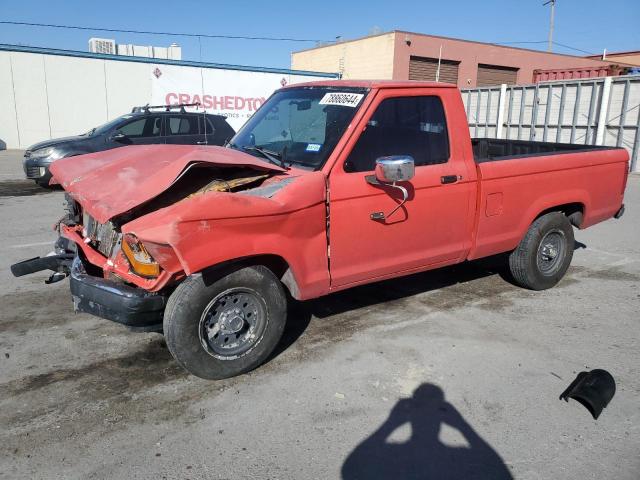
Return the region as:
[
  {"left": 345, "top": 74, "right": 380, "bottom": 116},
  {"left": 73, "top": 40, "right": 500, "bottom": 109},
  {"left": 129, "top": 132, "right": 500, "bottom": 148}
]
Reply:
[{"left": 121, "top": 234, "right": 160, "bottom": 278}]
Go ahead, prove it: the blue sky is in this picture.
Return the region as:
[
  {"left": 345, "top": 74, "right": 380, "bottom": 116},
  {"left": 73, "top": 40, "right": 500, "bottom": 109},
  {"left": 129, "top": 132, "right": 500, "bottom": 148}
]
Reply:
[{"left": 0, "top": 0, "right": 638, "bottom": 69}]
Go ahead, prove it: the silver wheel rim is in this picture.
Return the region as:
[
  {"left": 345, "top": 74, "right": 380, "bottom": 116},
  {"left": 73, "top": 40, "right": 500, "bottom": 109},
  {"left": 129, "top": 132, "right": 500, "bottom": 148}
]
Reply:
[
  {"left": 198, "top": 288, "right": 267, "bottom": 359},
  {"left": 536, "top": 229, "right": 566, "bottom": 276}
]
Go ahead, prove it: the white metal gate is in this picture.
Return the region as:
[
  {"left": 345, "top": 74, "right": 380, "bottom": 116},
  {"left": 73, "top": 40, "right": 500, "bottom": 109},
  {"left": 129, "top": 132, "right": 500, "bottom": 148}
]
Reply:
[{"left": 462, "top": 75, "right": 640, "bottom": 172}]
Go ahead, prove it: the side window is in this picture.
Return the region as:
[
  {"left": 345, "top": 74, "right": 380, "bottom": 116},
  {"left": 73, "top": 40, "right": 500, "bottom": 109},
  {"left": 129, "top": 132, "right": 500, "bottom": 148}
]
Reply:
[
  {"left": 167, "top": 115, "right": 199, "bottom": 136},
  {"left": 344, "top": 96, "right": 450, "bottom": 173},
  {"left": 196, "top": 116, "right": 216, "bottom": 135},
  {"left": 209, "top": 117, "right": 236, "bottom": 144},
  {"left": 118, "top": 116, "right": 161, "bottom": 138},
  {"left": 205, "top": 118, "right": 216, "bottom": 135}
]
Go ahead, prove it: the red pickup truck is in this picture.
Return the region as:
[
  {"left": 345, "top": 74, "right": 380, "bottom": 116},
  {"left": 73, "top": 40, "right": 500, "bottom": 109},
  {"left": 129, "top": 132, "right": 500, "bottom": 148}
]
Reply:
[{"left": 11, "top": 80, "right": 629, "bottom": 379}]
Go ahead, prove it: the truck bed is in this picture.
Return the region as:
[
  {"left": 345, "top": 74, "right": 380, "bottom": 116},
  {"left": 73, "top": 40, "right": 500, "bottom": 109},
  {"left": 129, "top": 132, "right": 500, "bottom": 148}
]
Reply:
[
  {"left": 472, "top": 138, "right": 617, "bottom": 163},
  {"left": 468, "top": 141, "right": 628, "bottom": 262}
]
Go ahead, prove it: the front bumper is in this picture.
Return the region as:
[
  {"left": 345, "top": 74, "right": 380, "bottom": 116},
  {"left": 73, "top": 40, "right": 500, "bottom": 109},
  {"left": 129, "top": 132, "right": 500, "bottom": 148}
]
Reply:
[
  {"left": 23, "top": 156, "right": 53, "bottom": 180},
  {"left": 70, "top": 257, "right": 167, "bottom": 332}
]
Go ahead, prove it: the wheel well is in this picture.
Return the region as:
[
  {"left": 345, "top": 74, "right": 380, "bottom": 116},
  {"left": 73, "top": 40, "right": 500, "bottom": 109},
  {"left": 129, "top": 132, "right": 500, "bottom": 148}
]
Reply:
[
  {"left": 199, "top": 254, "right": 301, "bottom": 299},
  {"left": 535, "top": 202, "right": 584, "bottom": 227}
]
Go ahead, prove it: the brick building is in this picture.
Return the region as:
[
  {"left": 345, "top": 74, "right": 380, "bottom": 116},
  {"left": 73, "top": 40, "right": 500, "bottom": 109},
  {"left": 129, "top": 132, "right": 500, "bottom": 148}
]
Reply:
[{"left": 292, "top": 31, "right": 623, "bottom": 88}]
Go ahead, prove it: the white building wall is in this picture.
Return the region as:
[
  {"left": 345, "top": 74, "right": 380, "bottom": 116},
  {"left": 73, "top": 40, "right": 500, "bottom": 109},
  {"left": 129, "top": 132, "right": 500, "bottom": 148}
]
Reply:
[
  {"left": 104, "top": 60, "right": 152, "bottom": 119},
  {"left": 0, "top": 48, "right": 333, "bottom": 150},
  {"left": 0, "top": 53, "right": 19, "bottom": 149},
  {"left": 44, "top": 55, "right": 109, "bottom": 139},
  {"left": 9, "top": 52, "right": 51, "bottom": 148}
]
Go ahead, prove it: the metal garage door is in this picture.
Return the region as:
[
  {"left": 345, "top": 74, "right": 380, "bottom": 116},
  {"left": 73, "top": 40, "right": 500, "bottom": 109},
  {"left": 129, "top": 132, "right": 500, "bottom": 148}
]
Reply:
[
  {"left": 409, "top": 56, "right": 460, "bottom": 84},
  {"left": 476, "top": 64, "right": 518, "bottom": 87}
]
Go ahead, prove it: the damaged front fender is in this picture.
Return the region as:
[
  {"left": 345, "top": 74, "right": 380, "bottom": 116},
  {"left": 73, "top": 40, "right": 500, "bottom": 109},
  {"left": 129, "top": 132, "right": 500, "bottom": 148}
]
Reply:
[{"left": 124, "top": 170, "right": 330, "bottom": 300}]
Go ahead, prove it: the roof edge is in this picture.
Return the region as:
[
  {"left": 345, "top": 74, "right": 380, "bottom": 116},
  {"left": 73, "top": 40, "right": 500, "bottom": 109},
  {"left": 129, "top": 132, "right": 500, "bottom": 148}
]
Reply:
[
  {"left": 292, "top": 31, "right": 396, "bottom": 54},
  {"left": 0, "top": 43, "right": 339, "bottom": 77},
  {"left": 393, "top": 30, "right": 622, "bottom": 64},
  {"left": 293, "top": 29, "right": 619, "bottom": 65},
  {"left": 585, "top": 50, "right": 640, "bottom": 58}
]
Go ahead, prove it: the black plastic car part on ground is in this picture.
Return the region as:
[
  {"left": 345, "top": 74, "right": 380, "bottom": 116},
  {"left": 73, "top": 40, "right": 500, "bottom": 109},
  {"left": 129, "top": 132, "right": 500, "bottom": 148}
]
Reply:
[
  {"left": 560, "top": 369, "right": 616, "bottom": 419},
  {"left": 23, "top": 104, "right": 236, "bottom": 186}
]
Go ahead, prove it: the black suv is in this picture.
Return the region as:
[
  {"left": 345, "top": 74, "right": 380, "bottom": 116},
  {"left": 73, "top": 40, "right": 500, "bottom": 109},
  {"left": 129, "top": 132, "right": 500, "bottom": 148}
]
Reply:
[{"left": 24, "top": 104, "right": 236, "bottom": 186}]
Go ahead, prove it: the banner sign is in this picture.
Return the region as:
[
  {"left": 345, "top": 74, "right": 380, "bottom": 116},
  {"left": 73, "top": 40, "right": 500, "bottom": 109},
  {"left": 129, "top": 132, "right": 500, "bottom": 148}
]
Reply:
[{"left": 150, "top": 64, "right": 330, "bottom": 130}]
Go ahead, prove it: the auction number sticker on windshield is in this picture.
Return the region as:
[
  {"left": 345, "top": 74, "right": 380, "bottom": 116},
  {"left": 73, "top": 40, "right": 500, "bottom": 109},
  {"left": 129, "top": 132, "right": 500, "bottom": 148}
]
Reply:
[
  {"left": 319, "top": 92, "right": 364, "bottom": 107},
  {"left": 306, "top": 143, "right": 322, "bottom": 152}
]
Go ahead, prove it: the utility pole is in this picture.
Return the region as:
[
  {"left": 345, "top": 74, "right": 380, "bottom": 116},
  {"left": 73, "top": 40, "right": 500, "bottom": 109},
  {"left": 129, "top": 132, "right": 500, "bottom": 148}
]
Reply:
[{"left": 544, "top": 0, "right": 556, "bottom": 52}]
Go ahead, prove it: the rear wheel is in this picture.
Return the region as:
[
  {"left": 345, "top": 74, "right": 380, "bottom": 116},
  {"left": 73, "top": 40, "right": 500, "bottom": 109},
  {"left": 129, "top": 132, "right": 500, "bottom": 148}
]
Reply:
[
  {"left": 163, "top": 265, "right": 287, "bottom": 380},
  {"left": 508, "top": 212, "right": 574, "bottom": 290}
]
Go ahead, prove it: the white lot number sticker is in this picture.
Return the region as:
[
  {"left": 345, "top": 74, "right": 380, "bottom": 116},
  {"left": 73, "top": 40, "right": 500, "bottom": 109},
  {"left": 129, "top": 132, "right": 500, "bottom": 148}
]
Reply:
[{"left": 319, "top": 92, "right": 364, "bottom": 108}]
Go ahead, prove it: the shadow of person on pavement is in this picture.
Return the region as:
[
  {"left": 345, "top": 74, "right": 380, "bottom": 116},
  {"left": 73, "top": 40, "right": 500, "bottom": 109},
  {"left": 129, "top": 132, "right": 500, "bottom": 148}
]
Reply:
[{"left": 342, "top": 383, "right": 513, "bottom": 480}]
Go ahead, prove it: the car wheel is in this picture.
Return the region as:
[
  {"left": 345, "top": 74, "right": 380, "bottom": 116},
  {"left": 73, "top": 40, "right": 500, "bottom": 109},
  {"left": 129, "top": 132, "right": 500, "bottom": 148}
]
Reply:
[
  {"left": 163, "top": 265, "right": 287, "bottom": 380},
  {"left": 508, "top": 212, "right": 574, "bottom": 290}
]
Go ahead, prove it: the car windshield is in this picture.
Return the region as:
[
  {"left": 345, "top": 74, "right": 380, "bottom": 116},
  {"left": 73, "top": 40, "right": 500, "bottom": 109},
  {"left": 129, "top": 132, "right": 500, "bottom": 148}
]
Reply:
[
  {"left": 228, "top": 87, "right": 368, "bottom": 170},
  {"left": 87, "top": 114, "right": 137, "bottom": 136}
]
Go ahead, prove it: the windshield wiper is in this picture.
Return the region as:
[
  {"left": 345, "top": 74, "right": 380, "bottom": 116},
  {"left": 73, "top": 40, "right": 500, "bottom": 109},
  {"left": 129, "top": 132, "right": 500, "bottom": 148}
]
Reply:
[{"left": 242, "top": 145, "right": 289, "bottom": 169}]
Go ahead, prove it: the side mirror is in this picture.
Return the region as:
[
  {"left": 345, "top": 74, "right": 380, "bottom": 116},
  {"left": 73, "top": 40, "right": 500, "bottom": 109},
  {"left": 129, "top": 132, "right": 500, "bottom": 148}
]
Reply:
[
  {"left": 111, "top": 132, "right": 127, "bottom": 142},
  {"left": 375, "top": 156, "right": 415, "bottom": 183},
  {"left": 366, "top": 156, "right": 415, "bottom": 221}
]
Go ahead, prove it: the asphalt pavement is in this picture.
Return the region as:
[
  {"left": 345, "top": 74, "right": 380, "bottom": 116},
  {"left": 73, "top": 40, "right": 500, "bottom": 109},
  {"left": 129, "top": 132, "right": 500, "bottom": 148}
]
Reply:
[{"left": 0, "top": 149, "right": 638, "bottom": 479}]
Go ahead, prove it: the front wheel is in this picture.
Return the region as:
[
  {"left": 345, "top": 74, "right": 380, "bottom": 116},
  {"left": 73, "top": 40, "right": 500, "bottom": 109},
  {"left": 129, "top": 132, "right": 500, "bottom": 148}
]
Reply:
[
  {"left": 163, "top": 266, "right": 287, "bottom": 379},
  {"left": 508, "top": 212, "right": 574, "bottom": 290}
]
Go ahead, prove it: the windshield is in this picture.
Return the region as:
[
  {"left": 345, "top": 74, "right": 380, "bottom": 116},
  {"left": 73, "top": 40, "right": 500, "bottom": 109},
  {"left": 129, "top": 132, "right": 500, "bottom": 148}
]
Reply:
[
  {"left": 228, "top": 87, "right": 368, "bottom": 170},
  {"left": 87, "top": 114, "right": 137, "bottom": 136}
]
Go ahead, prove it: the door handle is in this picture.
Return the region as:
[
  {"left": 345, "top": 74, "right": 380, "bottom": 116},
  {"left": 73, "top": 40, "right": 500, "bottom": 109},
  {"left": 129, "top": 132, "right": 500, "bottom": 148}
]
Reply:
[{"left": 441, "top": 175, "right": 461, "bottom": 184}]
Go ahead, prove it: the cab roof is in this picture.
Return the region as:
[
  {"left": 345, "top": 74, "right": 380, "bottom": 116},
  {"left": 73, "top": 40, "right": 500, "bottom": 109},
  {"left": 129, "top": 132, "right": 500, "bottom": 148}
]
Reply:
[{"left": 283, "top": 79, "right": 458, "bottom": 90}]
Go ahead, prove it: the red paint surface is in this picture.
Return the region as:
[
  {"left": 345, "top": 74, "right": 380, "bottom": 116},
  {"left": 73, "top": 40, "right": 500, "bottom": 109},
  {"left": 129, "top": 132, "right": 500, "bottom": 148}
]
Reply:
[{"left": 53, "top": 81, "right": 629, "bottom": 299}]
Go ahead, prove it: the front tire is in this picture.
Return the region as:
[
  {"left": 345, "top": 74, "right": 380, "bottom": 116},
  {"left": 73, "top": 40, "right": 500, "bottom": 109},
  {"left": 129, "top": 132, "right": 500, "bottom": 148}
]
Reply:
[
  {"left": 508, "top": 212, "right": 574, "bottom": 290},
  {"left": 163, "top": 265, "right": 287, "bottom": 380}
]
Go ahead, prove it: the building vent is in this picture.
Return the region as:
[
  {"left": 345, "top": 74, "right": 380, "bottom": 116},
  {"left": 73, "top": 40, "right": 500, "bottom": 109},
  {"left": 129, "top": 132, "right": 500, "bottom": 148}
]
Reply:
[
  {"left": 168, "top": 43, "right": 182, "bottom": 60},
  {"left": 88, "top": 38, "right": 116, "bottom": 55},
  {"left": 409, "top": 56, "right": 460, "bottom": 85}
]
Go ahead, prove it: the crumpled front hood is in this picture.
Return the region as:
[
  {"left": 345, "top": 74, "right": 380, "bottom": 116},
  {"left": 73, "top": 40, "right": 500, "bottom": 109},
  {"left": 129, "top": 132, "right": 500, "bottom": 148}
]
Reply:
[{"left": 50, "top": 144, "right": 285, "bottom": 224}]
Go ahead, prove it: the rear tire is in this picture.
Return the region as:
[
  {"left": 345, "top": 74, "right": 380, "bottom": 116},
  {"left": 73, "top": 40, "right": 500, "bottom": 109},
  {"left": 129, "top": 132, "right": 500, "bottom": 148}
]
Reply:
[
  {"left": 508, "top": 212, "right": 574, "bottom": 290},
  {"left": 163, "top": 265, "right": 287, "bottom": 380}
]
